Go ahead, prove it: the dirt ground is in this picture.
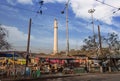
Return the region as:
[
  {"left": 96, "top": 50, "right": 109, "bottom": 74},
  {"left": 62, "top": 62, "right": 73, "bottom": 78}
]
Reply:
[{"left": 40, "top": 73, "right": 120, "bottom": 81}]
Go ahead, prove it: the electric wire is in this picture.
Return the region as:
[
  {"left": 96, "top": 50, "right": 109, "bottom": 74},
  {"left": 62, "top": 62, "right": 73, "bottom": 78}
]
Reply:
[
  {"left": 0, "top": 1, "right": 119, "bottom": 32},
  {"left": 95, "top": 0, "right": 118, "bottom": 9},
  {"left": 95, "top": 0, "right": 120, "bottom": 14}
]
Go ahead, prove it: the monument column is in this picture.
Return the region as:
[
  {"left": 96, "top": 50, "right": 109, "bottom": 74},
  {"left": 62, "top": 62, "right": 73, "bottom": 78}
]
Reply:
[{"left": 53, "top": 18, "right": 58, "bottom": 55}]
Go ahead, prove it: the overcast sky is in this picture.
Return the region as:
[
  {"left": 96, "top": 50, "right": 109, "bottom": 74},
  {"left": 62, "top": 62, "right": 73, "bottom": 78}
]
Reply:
[{"left": 0, "top": 0, "right": 120, "bottom": 53}]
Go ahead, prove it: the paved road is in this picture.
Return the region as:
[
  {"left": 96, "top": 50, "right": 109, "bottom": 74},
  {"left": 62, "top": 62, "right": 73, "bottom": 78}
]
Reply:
[
  {"left": 40, "top": 73, "right": 120, "bottom": 81},
  {"left": 1, "top": 73, "right": 120, "bottom": 81}
]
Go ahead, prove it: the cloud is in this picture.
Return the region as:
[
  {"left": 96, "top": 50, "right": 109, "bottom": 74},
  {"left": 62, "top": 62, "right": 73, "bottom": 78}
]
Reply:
[
  {"left": 2, "top": 0, "right": 120, "bottom": 53},
  {"left": 1, "top": 25, "right": 54, "bottom": 53},
  {"left": 17, "top": 0, "right": 33, "bottom": 5},
  {"left": 58, "top": 37, "right": 83, "bottom": 50},
  {"left": 86, "top": 24, "right": 118, "bottom": 34},
  {"left": 7, "top": 0, "right": 33, "bottom": 5},
  {"left": 0, "top": 4, "right": 19, "bottom": 14},
  {"left": 6, "top": 0, "right": 120, "bottom": 25},
  {"left": 44, "top": 0, "right": 65, "bottom": 3},
  {"left": 113, "top": 21, "right": 120, "bottom": 29},
  {"left": 43, "top": 0, "right": 120, "bottom": 25},
  {"left": 7, "top": 0, "right": 17, "bottom": 5},
  {"left": 100, "top": 25, "right": 118, "bottom": 34},
  {"left": 70, "top": 0, "right": 117, "bottom": 24},
  {"left": 1, "top": 24, "right": 85, "bottom": 53},
  {"left": 1, "top": 25, "right": 35, "bottom": 45}
]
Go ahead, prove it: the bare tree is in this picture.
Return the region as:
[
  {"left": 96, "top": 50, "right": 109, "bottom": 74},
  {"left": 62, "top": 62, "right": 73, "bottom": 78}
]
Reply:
[
  {"left": 82, "top": 32, "right": 120, "bottom": 57},
  {"left": 104, "top": 32, "right": 120, "bottom": 54},
  {"left": 0, "top": 25, "right": 11, "bottom": 50},
  {"left": 81, "top": 35, "right": 99, "bottom": 56}
]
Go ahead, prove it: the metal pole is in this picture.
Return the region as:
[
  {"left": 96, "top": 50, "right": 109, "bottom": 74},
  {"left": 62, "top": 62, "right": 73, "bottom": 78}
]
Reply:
[
  {"left": 98, "top": 25, "right": 102, "bottom": 55},
  {"left": 88, "top": 9, "right": 95, "bottom": 44},
  {"left": 91, "top": 13, "right": 95, "bottom": 43},
  {"left": 66, "top": 1, "right": 69, "bottom": 56},
  {"left": 98, "top": 25, "right": 103, "bottom": 73},
  {"left": 13, "top": 51, "right": 16, "bottom": 78},
  {"left": 25, "top": 18, "right": 32, "bottom": 75},
  {"left": 26, "top": 18, "right": 32, "bottom": 66}
]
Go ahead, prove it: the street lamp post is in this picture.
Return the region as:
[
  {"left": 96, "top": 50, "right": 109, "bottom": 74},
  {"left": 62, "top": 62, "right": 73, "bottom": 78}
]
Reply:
[
  {"left": 61, "top": 0, "right": 70, "bottom": 56},
  {"left": 88, "top": 9, "right": 95, "bottom": 43},
  {"left": 66, "top": 2, "right": 69, "bottom": 56}
]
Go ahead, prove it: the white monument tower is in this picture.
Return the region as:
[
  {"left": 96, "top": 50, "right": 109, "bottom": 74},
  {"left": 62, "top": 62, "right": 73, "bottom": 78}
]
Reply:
[{"left": 53, "top": 18, "right": 58, "bottom": 55}]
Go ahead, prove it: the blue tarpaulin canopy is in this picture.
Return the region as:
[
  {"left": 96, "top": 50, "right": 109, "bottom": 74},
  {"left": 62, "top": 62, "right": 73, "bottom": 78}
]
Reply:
[{"left": 0, "top": 53, "right": 19, "bottom": 57}]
